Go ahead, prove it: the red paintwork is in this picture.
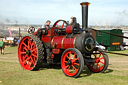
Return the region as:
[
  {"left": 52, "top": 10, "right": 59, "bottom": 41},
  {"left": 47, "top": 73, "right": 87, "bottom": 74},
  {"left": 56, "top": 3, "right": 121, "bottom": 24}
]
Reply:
[
  {"left": 51, "top": 35, "right": 77, "bottom": 49},
  {"left": 51, "top": 54, "right": 54, "bottom": 58},
  {"left": 66, "top": 26, "right": 72, "bottom": 34},
  {"left": 63, "top": 37, "right": 75, "bottom": 49},
  {"left": 52, "top": 49, "right": 61, "bottom": 54},
  {"left": 33, "top": 27, "right": 58, "bottom": 43},
  {"left": 51, "top": 36, "right": 65, "bottom": 48},
  {"left": 41, "top": 30, "right": 51, "bottom": 43}
]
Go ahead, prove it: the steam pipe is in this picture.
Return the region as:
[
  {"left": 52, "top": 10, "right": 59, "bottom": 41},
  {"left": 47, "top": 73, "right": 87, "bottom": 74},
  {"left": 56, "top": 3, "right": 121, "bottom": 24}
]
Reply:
[{"left": 80, "top": 2, "right": 90, "bottom": 33}]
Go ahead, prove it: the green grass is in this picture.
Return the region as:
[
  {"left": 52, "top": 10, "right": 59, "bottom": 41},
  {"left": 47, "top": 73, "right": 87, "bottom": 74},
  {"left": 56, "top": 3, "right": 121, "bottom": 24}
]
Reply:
[{"left": 0, "top": 47, "right": 128, "bottom": 85}]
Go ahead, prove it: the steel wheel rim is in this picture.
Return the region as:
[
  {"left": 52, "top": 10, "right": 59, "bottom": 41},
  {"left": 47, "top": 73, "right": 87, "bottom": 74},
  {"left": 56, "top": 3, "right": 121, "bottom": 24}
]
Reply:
[
  {"left": 88, "top": 51, "right": 105, "bottom": 72},
  {"left": 18, "top": 36, "right": 37, "bottom": 70},
  {"left": 62, "top": 51, "right": 80, "bottom": 76}
]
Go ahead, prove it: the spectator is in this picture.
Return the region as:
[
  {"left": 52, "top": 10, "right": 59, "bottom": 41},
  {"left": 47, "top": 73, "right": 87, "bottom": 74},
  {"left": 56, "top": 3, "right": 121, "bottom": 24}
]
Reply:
[
  {"left": 0, "top": 39, "right": 5, "bottom": 55},
  {"left": 17, "top": 37, "right": 22, "bottom": 45}
]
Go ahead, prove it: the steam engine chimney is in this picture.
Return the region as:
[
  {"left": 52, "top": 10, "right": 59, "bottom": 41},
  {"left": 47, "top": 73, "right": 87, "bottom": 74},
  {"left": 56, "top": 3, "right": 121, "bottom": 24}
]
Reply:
[{"left": 80, "top": 2, "right": 90, "bottom": 32}]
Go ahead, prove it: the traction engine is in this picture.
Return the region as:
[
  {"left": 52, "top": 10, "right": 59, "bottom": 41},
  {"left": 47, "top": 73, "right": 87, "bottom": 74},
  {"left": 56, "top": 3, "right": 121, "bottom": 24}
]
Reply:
[{"left": 18, "top": 2, "right": 109, "bottom": 78}]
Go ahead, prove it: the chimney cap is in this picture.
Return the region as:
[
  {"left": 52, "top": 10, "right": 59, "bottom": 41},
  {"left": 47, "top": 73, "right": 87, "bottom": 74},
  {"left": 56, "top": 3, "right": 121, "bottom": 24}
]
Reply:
[{"left": 80, "top": 2, "right": 90, "bottom": 6}]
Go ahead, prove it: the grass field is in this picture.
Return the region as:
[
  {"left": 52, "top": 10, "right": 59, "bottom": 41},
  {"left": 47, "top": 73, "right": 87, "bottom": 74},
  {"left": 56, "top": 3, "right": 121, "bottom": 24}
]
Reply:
[{"left": 0, "top": 46, "right": 128, "bottom": 85}]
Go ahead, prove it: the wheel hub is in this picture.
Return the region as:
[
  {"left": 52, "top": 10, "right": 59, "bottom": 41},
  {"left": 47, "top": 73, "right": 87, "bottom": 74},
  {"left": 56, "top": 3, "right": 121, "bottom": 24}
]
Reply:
[
  {"left": 26, "top": 50, "right": 31, "bottom": 56},
  {"left": 95, "top": 58, "right": 100, "bottom": 63},
  {"left": 67, "top": 60, "right": 72, "bottom": 65}
]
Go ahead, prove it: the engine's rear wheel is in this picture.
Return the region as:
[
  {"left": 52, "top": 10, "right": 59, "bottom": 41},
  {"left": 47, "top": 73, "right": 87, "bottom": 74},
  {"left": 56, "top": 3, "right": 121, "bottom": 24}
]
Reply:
[
  {"left": 87, "top": 51, "right": 109, "bottom": 73},
  {"left": 61, "top": 48, "right": 84, "bottom": 78},
  {"left": 18, "top": 35, "right": 45, "bottom": 70}
]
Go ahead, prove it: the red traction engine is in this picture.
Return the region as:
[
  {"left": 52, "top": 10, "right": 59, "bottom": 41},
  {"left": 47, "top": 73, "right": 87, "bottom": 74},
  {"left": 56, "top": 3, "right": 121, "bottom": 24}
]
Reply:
[{"left": 18, "top": 2, "right": 109, "bottom": 78}]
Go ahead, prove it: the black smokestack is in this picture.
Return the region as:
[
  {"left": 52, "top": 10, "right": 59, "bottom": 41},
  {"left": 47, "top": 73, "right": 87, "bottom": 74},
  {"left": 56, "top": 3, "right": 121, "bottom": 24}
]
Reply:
[{"left": 80, "top": 2, "right": 90, "bottom": 32}]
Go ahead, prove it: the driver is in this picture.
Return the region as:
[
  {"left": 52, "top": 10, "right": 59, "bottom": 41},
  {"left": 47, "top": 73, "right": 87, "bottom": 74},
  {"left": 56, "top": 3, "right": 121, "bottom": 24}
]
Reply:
[{"left": 42, "top": 20, "right": 51, "bottom": 30}]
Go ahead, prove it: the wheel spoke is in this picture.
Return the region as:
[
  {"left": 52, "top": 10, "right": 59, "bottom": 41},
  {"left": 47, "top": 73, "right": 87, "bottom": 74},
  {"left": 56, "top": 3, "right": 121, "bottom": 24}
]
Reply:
[
  {"left": 100, "top": 61, "right": 105, "bottom": 64},
  {"left": 72, "top": 65, "right": 78, "bottom": 73},
  {"left": 30, "top": 56, "right": 35, "bottom": 64},
  {"left": 66, "top": 55, "right": 71, "bottom": 60},
  {"left": 65, "top": 65, "right": 69, "bottom": 68},
  {"left": 23, "top": 42, "right": 29, "bottom": 49},
  {"left": 23, "top": 47, "right": 28, "bottom": 51},
  {"left": 67, "top": 66, "right": 70, "bottom": 72},
  {"left": 23, "top": 60, "right": 27, "bottom": 65},
  {"left": 73, "top": 67, "right": 74, "bottom": 73},
  {"left": 31, "top": 48, "right": 37, "bottom": 53},
  {"left": 33, "top": 52, "right": 37, "bottom": 56},
  {"left": 28, "top": 39, "right": 31, "bottom": 49},
  {"left": 74, "top": 57, "right": 79, "bottom": 61},
  {"left": 56, "top": 23, "right": 59, "bottom": 28},
  {"left": 31, "top": 53, "right": 37, "bottom": 58},
  {"left": 33, "top": 57, "right": 36, "bottom": 63},
  {"left": 97, "top": 63, "right": 101, "bottom": 69},
  {"left": 22, "top": 55, "right": 27, "bottom": 61},
  {"left": 98, "top": 53, "right": 101, "bottom": 58},
  {"left": 34, "top": 51, "right": 37, "bottom": 54},
  {"left": 99, "top": 57, "right": 104, "bottom": 60},
  {"left": 62, "top": 22, "right": 65, "bottom": 28},
  {"left": 23, "top": 57, "right": 28, "bottom": 64},
  {"left": 74, "top": 63, "right": 79, "bottom": 66},
  {"left": 64, "top": 61, "right": 68, "bottom": 63},
  {"left": 24, "top": 55, "right": 28, "bottom": 60},
  {"left": 20, "top": 52, "right": 26, "bottom": 55},
  {"left": 31, "top": 40, "right": 34, "bottom": 49},
  {"left": 24, "top": 57, "right": 31, "bottom": 65}
]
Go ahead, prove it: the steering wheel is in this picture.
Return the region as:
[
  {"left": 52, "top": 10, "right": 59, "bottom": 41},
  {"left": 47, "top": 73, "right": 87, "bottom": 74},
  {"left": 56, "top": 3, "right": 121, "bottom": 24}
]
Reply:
[
  {"left": 28, "top": 27, "right": 35, "bottom": 34},
  {"left": 53, "top": 20, "right": 68, "bottom": 28}
]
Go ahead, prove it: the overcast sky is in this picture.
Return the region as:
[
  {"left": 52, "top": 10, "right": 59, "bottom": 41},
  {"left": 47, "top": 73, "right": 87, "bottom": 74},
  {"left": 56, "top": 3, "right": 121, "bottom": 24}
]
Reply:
[{"left": 0, "top": 0, "right": 128, "bottom": 26}]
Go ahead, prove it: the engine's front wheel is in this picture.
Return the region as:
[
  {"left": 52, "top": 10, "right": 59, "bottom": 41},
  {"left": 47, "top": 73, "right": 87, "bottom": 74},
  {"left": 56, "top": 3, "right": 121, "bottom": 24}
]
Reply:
[
  {"left": 87, "top": 51, "right": 109, "bottom": 73},
  {"left": 61, "top": 48, "right": 84, "bottom": 78},
  {"left": 18, "top": 35, "right": 45, "bottom": 70}
]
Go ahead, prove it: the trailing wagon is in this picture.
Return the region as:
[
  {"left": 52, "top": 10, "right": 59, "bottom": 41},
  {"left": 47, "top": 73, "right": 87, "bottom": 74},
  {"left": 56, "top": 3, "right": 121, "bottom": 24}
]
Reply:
[{"left": 18, "top": 2, "right": 109, "bottom": 78}]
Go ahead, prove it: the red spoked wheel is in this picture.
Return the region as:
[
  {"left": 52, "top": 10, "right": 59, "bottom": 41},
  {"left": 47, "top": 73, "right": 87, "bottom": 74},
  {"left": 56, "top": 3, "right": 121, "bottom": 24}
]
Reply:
[
  {"left": 53, "top": 20, "right": 68, "bottom": 28},
  {"left": 61, "top": 48, "right": 84, "bottom": 78},
  {"left": 87, "top": 51, "right": 109, "bottom": 73},
  {"left": 18, "top": 35, "right": 44, "bottom": 70}
]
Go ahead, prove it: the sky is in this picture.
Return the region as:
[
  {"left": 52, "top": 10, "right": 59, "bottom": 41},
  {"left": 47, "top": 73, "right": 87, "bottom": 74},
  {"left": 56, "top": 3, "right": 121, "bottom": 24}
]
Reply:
[{"left": 0, "top": 0, "right": 128, "bottom": 26}]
